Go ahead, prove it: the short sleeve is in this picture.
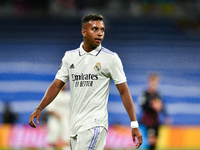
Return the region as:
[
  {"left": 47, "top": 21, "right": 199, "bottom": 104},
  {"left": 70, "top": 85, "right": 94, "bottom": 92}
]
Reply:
[
  {"left": 109, "top": 54, "right": 126, "bottom": 84},
  {"left": 55, "top": 53, "right": 69, "bottom": 83}
]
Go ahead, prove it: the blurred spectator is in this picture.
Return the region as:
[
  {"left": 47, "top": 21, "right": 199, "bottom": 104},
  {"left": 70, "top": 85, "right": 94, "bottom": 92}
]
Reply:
[
  {"left": 28, "top": 0, "right": 49, "bottom": 16},
  {"left": 46, "top": 83, "right": 71, "bottom": 150},
  {"left": 48, "top": 0, "right": 76, "bottom": 16},
  {"left": 75, "top": 0, "right": 107, "bottom": 10},
  {"left": 2, "top": 102, "right": 18, "bottom": 124},
  {"left": 138, "top": 72, "right": 170, "bottom": 150},
  {"left": 14, "top": 0, "right": 29, "bottom": 16},
  {"left": 1, "top": 0, "right": 200, "bottom": 19},
  {"left": 55, "top": 0, "right": 75, "bottom": 8}
]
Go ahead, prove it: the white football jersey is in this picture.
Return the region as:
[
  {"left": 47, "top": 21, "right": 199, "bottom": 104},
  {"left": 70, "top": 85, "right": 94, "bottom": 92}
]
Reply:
[{"left": 55, "top": 42, "right": 126, "bottom": 137}]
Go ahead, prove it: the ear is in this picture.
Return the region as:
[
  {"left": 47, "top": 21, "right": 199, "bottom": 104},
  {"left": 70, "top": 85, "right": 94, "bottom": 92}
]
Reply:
[{"left": 82, "top": 28, "right": 86, "bottom": 37}]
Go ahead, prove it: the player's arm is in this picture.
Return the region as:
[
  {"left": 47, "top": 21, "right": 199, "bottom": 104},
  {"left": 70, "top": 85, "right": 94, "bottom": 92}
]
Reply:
[
  {"left": 116, "top": 82, "right": 143, "bottom": 149},
  {"left": 29, "top": 79, "right": 65, "bottom": 128}
]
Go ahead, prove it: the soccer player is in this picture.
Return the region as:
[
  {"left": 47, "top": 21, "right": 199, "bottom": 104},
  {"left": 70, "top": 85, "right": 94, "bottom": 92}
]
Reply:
[
  {"left": 29, "top": 14, "right": 143, "bottom": 150},
  {"left": 46, "top": 83, "right": 70, "bottom": 150},
  {"left": 139, "top": 72, "right": 169, "bottom": 150}
]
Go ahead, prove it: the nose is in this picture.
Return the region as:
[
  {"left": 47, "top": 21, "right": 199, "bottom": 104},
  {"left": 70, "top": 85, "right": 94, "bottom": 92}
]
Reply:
[{"left": 98, "top": 29, "right": 104, "bottom": 37}]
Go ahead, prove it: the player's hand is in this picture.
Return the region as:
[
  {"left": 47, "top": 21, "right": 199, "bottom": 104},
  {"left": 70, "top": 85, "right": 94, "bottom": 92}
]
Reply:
[
  {"left": 132, "top": 128, "right": 143, "bottom": 149},
  {"left": 29, "top": 109, "right": 41, "bottom": 128}
]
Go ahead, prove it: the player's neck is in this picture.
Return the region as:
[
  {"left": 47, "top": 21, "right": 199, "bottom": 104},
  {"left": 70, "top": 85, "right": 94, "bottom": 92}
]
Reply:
[
  {"left": 147, "top": 88, "right": 156, "bottom": 94},
  {"left": 82, "top": 43, "right": 96, "bottom": 53}
]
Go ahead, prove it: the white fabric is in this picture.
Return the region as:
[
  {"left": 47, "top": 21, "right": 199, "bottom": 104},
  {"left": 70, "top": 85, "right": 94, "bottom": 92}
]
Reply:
[
  {"left": 55, "top": 42, "right": 127, "bottom": 137},
  {"left": 131, "top": 121, "right": 139, "bottom": 128},
  {"left": 70, "top": 126, "right": 107, "bottom": 150},
  {"left": 46, "top": 90, "right": 71, "bottom": 143}
]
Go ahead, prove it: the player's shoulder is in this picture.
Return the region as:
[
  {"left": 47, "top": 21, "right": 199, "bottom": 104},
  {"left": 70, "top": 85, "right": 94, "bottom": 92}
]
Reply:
[
  {"left": 101, "top": 47, "right": 116, "bottom": 56},
  {"left": 63, "top": 48, "right": 80, "bottom": 58},
  {"left": 66, "top": 48, "right": 80, "bottom": 54}
]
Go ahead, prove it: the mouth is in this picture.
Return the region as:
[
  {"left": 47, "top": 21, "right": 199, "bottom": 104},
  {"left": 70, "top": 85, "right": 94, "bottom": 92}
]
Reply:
[{"left": 95, "top": 38, "right": 102, "bottom": 43}]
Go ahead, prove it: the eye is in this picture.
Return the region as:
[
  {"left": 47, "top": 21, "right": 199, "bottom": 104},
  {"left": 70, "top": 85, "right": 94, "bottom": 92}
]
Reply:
[{"left": 93, "top": 27, "right": 98, "bottom": 31}]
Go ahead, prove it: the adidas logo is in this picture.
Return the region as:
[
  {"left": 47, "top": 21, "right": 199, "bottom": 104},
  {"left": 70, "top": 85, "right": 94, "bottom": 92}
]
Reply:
[{"left": 70, "top": 64, "right": 75, "bottom": 69}]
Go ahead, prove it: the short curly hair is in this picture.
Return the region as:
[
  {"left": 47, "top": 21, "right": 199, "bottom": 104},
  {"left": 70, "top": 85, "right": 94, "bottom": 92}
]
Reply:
[{"left": 81, "top": 14, "right": 104, "bottom": 28}]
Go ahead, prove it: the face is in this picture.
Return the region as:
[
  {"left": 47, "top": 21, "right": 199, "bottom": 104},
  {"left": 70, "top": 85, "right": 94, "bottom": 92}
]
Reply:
[
  {"left": 148, "top": 77, "right": 159, "bottom": 91},
  {"left": 82, "top": 20, "right": 105, "bottom": 51}
]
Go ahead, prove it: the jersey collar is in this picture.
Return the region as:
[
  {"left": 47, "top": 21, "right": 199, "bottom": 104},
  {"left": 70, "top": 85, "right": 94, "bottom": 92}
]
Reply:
[{"left": 79, "top": 42, "right": 101, "bottom": 56}]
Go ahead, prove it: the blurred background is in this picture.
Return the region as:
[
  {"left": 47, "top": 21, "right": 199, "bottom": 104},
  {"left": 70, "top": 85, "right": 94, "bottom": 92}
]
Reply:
[{"left": 0, "top": 0, "right": 200, "bottom": 150}]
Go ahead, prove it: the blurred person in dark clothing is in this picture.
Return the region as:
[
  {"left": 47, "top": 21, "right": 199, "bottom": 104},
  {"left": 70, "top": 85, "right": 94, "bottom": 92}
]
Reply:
[
  {"left": 138, "top": 72, "right": 169, "bottom": 150},
  {"left": 2, "top": 103, "right": 18, "bottom": 124}
]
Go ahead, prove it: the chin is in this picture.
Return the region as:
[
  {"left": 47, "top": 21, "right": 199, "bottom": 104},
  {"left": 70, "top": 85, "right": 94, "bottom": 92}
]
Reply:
[
  {"left": 95, "top": 43, "right": 101, "bottom": 47},
  {"left": 92, "top": 45, "right": 99, "bottom": 49}
]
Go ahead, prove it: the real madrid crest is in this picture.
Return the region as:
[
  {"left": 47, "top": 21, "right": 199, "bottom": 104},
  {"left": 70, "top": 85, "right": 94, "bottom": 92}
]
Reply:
[{"left": 94, "top": 62, "right": 101, "bottom": 71}]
